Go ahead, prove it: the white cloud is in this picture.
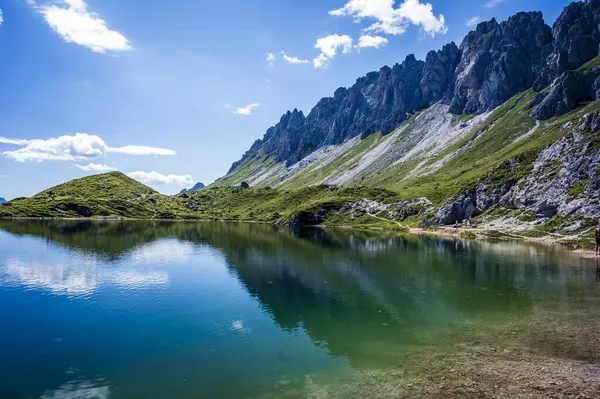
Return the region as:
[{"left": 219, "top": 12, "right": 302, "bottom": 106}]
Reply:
[
  {"left": 33, "top": 0, "right": 133, "bottom": 53},
  {"left": 266, "top": 52, "right": 276, "bottom": 66},
  {"left": 234, "top": 103, "right": 260, "bottom": 116},
  {"left": 0, "top": 132, "right": 175, "bottom": 163},
  {"left": 75, "top": 162, "right": 116, "bottom": 172},
  {"left": 483, "top": 0, "right": 504, "bottom": 8},
  {"left": 130, "top": 240, "right": 193, "bottom": 263},
  {"left": 0, "top": 138, "right": 30, "bottom": 145},
  {"left": 107, "top": 146, "right": 176, "bottom": 156},
  {"left": 313, "top": 34, "right": 353, "bottom": 68},
  {"left": 0, "top": 9, "right": 4, "bottom": 25},
  {"left": 281, "top": 52, "right": 309, "bottom": 64},
  {"left": 465, "top": 16, "right": 482, "bottom": 27},
  {"left": 357, "top": 35, "right": 389, "bottom": 49},
  {"left": 127, "top": 171, "right": 194, "bottom": 187},
  {"left": 330, "top": 0, "right": 447, "bottom": 37}
]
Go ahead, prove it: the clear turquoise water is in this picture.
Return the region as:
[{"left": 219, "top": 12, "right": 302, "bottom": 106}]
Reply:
[{"left": 1, "top": 220, "right": 599, "bottom": 398}]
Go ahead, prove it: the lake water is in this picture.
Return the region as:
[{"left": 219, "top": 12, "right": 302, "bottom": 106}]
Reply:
[{"left": 1, "top": 220, "right": 600, "bottom": 398}]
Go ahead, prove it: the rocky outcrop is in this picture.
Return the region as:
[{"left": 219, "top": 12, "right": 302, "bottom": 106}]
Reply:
[
  {"left": 449, "top": 13, "right": 552, "bottom": 115},
  {"left": 179, "top": 182, "right": 205, "bottom": 195},
  {"left": 534, "top": 0, "right": 600, "bottom": 90},
  {"left": 228, "top": 0, "right": 600, "bottom": 177},
  {"left": 534, "top": 67, "right": 600, "bottom": 120},
  {"left": 291, "top": 211, "right": 323, "bottom": 227},
  {"left": 421, "top": 43, "right": 461, "bottom": 105},
  {"left": 426, "top": 111, "right": 600, "bottom": 225},
  {"left": 233, "top": 54, "right": 437, "bottom": 168}
]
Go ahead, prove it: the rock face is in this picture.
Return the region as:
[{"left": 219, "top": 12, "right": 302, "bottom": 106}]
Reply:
[
  {"left": 449, "top": 13, "right": 552, "bottom": 114},
  {"left": 179, "top": 182, "right": 205, "bottom": 195},
  {"left": 534, "top": 67, "right": 600, "bottom": 120},
  {"left": 425, "top": 111, "right": 600, "bottom": 225},
  {"left": 228, "top": 0, "right": 600, "bottom": 175},
  {"left": 230, "top": 48, "right": 460, "bottom": 169},
  {"left": 534, "top": 0, "right": 600, "bottom": 90}
]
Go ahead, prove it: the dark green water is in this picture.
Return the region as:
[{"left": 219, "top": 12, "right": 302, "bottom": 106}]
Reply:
[{"left": 1, "top": 220, "right": 599, "bottom": 398}]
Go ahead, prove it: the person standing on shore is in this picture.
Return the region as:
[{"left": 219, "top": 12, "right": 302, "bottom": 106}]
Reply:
[{"left": 595, "top": 222, "right": 600, "bottom": 256}]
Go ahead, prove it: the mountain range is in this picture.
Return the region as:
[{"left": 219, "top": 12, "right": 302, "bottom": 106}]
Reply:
[
  {"left": 215, "top": 0, "right": 600, "bottom": 226},
  {"left": 2, "top": 0, "right": 600, "bottom": 247}
]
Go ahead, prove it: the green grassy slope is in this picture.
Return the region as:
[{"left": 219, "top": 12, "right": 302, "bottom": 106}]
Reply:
[
  {"left": 0, "top": 173, "right": 406, "bottom": 228},
  {"left": 0, "top": 172, "right": 183, "bottom": 219},
  {"left": 3, "top": 91, "right": 600, "bottom": 232},
  {"left": 214, "top": 92, "right": 600, "bottom": 208},
  {"left": 391, "top": 94, "right": 600, "bottom": 204}
]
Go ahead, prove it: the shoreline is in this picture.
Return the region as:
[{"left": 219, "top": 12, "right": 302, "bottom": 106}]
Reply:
[{"left": 1, "top": 216, "right": 598, "bottom": 259}]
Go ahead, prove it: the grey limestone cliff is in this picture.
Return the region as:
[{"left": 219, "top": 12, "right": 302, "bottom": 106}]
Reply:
[{"left": 229, "top": 0, "right": 600, "bottom": 177}]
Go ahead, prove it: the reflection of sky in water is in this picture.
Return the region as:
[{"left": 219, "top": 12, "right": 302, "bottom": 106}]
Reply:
[
  {"left": 0, "top": 239, "right": 197, "bottom": 296},
  {"left": 2, "top": 223, "right": 599, "bottom": 399},
  {"left": 38, "top": 379, "right": 110, "bottom": 399}
]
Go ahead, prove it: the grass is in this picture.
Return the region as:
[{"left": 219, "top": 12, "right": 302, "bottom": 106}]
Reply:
[
  {"left": 277, "top": 133, "right": 385, "bottom": 189},
  {"left": 211, "top": 152, "right": 278, "bottom": 188},
  {"left": 4, "top": 92, "right": 600, "bottom": 234},
  {"left": 0, "top": 172, "right": 167, "bottom": 219},
  {"left": 0, "top": 173, "right": 406, "bottom": 229},
  {"left": 567, "top": 179, "right": 590, "bottom": 199},
  {"left": 574, "top": 55, "right": 600, "bottom": 72},
  {"left": 388, "top": 93, "right": 600, "bottom": 205}
]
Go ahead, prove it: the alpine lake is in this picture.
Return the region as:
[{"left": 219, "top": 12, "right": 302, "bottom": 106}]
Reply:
[{"left": 1, "top": 220, "right": 600, "bottom": 398}]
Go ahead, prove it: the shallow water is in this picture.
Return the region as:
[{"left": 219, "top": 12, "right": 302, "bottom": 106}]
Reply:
[{"left": 1, "top": 220, "right": 599, "bottom": 398}]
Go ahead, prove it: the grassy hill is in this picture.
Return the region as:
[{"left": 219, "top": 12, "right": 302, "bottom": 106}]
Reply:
[
  {"left": 2, "top": 92, "right": 600, "bottom": 248},
  {"left": 0, "top": 172, "right": 408, "bottom": 229},
  {"left": 0, "top": 172, "right": 178, "bottom": 219}
]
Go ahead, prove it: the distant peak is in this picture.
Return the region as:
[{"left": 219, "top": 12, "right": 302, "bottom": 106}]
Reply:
[{"left": 179, "top": 182, "right": 205, "bottom": 195}]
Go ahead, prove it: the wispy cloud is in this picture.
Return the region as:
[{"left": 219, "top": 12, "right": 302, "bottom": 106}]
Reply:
[
  {"left": 0, "top": 133, "right": 175, "bottom": 162},
  {"left": 281, "top": 52, "right": 309, "bottom": 64},
  {"left": 313, "top": 34, "right": 353, "bottom": 68},
  {"left": 127, "top": 171, "right": 193, "bottom": 187},
  {"left": 0, "top": 9, "right": 4, "bottom": 25},
  {"left": 75, "top": 163, "right": 116, "bottom": 172},
  {"left": 465, "top": 16, "right": 482, "bottom": 27},
  {"left": 482, "top": 0, "right": 504, "bottom": 9},
  {"left": 234, "top": 103, "right": 260, "bottom": 116},
  {"left": 330, "top": 0, "right": 447, "bottom": 37},
  {"left": 266, "top": 52, "right": 276, "bottom": 66},
  {"left": 31, "top": 0, "right": 133, "bottom": 53},
  {"left": 107, "top": 146, "right": 175, "bottom": 156},
  {"left": 357, "top": 35, "right": 389, "bottom": 49}
]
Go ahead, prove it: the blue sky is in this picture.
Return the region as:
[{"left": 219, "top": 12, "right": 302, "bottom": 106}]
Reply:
[{"left": 0, "top": 0, "right": 569, "bottom": 199}]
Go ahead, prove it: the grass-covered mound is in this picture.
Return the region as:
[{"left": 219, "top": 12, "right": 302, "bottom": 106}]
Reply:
[
  {"left": 0, "top": 172, "right": 179, "bottom": 219},
  {"left": 0, "top": 173, "right": 407, "bottom": 229}
]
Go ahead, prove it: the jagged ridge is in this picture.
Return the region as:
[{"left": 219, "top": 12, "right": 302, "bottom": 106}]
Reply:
[{"left": 227, "top": 0, "right": 600, "bottom": 176}]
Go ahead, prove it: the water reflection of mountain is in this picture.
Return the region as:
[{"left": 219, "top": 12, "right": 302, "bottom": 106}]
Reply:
[{"left": 0, "top": 220, "right": 596, "bottom": 366}]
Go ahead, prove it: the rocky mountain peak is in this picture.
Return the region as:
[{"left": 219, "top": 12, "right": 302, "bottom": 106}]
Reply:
[
  {"left": 227, "top": 0, "right": 600, "bottom": 176},
  {"left": 179, "top": 182, "right": 205, "bottom": 195},
  {"left": 534, "top": 0, "right": 600, "bottom": 90},
  {"left": 449, "top": 11, "right": 552, "bottom": 114}
]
